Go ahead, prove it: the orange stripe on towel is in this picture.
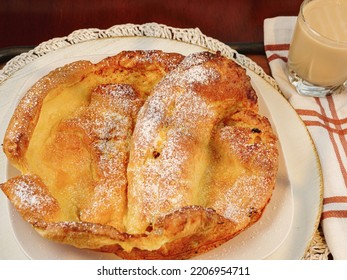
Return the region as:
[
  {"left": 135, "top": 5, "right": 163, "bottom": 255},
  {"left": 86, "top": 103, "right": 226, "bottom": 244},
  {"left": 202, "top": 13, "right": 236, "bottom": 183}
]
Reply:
[
  {"left": 267, "top": 53, "right": 288, "bottom": 63},
  {"left": 322, "top": 210, "right": 347, "bottom": 219},
  {"left": 324, "top": 196, "right": 347, "bottom": 204},
  {"left": 264, "top": 44, "right": 290, "bottom": 51}
]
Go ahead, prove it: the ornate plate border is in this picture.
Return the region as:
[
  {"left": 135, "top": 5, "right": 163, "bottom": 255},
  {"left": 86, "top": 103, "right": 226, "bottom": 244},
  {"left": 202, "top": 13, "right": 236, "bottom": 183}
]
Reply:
[{"left": 0, "top": 23, "right": 278, "bottom": 89}]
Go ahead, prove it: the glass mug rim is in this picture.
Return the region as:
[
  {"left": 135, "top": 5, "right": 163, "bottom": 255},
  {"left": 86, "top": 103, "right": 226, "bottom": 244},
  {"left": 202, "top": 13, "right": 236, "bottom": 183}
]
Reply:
[{"left": 299, "top": 0, "right": 347, "bottom": 47}]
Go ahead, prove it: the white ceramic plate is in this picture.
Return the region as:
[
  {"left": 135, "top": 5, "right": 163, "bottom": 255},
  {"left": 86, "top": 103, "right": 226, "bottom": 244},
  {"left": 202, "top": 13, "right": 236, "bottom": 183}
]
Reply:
[{"left": 0, "top": 28, "right": 322, "bottom": 260}]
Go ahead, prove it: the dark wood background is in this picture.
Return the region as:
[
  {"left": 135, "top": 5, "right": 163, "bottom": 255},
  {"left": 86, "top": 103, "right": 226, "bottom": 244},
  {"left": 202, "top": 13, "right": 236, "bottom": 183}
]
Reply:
[{"left": 0, "top": 0, "right": 302, "bottom": 48}]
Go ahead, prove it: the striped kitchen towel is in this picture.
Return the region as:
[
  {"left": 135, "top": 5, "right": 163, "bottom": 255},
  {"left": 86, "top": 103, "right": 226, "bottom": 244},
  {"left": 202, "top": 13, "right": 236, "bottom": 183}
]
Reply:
[{"left": 264, "top": 16, "right": 347, "bottom": 259}]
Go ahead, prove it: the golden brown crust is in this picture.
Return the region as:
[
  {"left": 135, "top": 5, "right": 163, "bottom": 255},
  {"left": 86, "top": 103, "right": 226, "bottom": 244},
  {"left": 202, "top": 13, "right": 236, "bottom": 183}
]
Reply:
[
  {"left": 1, "top": 175, "right": 60, "bottom": 223},
  {"left": 0, "top": 50, "right": 278, "bottom": 259},
  {"left": 3, "top": 60, "right": 93, "bottom": 168}
]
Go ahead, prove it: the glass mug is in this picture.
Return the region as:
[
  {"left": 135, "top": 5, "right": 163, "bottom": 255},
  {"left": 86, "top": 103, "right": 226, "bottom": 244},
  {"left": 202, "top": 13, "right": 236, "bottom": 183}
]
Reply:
[{"left": 287, "top": 0, "right": 347, "bottom": 97}]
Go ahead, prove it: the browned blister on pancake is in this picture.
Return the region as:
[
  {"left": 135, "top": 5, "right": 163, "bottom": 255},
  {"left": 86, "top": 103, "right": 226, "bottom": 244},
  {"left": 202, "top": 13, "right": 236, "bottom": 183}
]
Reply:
[{"left": 1, "top": 50, "right": 278, "bottom": 259}]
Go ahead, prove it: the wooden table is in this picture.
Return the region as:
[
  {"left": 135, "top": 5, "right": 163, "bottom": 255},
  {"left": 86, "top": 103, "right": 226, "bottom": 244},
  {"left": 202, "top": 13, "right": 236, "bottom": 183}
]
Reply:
[
  {"left": 1, "top": 0, "right": 287, "bottom": 74},
  {"left": 0, "top": 0, "right": 302, "bottom": 48}
]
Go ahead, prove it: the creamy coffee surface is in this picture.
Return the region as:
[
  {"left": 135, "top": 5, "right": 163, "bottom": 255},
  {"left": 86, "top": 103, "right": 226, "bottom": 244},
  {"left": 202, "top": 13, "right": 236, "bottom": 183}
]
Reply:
[
  {"left": 303, "top": 0, "right": 347, "bottom": 42},
  {"left": 288, "top": 0, "right": 347, "bottom": 87}
]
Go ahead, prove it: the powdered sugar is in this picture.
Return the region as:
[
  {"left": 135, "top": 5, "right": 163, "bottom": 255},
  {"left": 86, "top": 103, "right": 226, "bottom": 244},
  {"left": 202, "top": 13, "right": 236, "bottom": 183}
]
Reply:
[
  {"left": 12, "top": 176, "right": 58, "bottom": 217},
  {"left": 182, "top": 66, "right": 220, "bottom": 85},
  {"left": 133, "top": 93, "right": 166, "bottom": 149},
  {"left": 132, "top": 50, "right": 183, "bottom": 71}
]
